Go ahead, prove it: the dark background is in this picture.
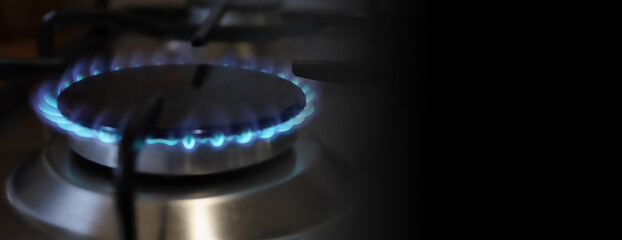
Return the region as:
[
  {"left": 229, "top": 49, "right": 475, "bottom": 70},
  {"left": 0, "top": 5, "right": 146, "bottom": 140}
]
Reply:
[{"left": 0, "top": 0, "right": 429, "bottom": 238}]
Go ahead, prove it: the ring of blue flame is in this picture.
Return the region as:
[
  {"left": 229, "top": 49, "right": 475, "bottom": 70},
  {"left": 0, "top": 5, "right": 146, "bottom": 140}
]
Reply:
[{"left": 33, "top": 53, "right": 318, "bottom": 151}]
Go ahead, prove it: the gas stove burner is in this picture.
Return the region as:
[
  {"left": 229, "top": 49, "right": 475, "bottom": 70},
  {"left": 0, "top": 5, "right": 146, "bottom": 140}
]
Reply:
[
  {"left": 58, "top": 64, "right": 305, "bottom": 139},
  {"left": 32, "top": 53, "right": 319, "bottom": 175},
  {"left": 6, "top": 131, "right": 352, "bottom": 239}
]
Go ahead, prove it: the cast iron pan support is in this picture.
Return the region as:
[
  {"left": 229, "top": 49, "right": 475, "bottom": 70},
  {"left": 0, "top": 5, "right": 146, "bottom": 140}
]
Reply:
[
  {"left": 191, "top": 0, "right": 230, "bottom": 47},
  {"left": 114, "top": 92, "right": 164, "bottom": 240},
  {"left": 38, "top": 9, "right": 196, "bottom": 57}
]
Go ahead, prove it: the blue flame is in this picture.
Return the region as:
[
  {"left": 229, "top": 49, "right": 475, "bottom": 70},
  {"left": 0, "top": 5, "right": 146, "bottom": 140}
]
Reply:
[
  {"left": 276, "top": 120, "right": 294, "bottom": 133},
  {"left": 33, "top": 53, "right": 319, "bottom": 151},
  {"left": 73, "top": 125, "right": 95, "bottom": 138},
  {"left": 210, "top": 133, "right": 226, "bottom": 147},
  {"left": 241, "top": 58, "right": 257, "bottom": 70},
  {"left": 291, "top": 78, "right": 300, "bottom": 86},
  {"left": 56, "top": 79, "right": 71, "bottom": 95},
  {"left": 43, "top": 93, "right": 58, "bottom": 108},
  {"left": 97, "top": 126, "right": 119, "bottom": 143},
  {"left": 257, "top": 58, "right": 274, "bottom": 74},
  {"left": 90, "top": 55, "right": 105, "bottom": 76},
  {"left": 72, "top": 59, "right": 88, "bottom": 82},
  {"left": 259, "top": 125, "right": 277, "bottom": 139},
  {"left": 110, "top": 55, "right": 126, "bottom": 71},
  {"left": 130, "top": 52, "right": 146, "bottom": 68},
  {"left": 220, "top": 53, "right": 237, "bottom": 67},
  {"left": 306, "top": 91, "right": 316, "bottom": 104},
  {"left": 145, "top": 138, "right": 179, "bottom": 146},
  {"left": 182, "top": 134, "right": 196, "bottom": 150},
  {"left": 38, "top": 102, "right": 62, "bottom": 116},
  {"left": 151, "top": 51, "right": 167, "bottom": 66},
  {"left": 235, "top": 129, "right": 254, "bottom": 144}
]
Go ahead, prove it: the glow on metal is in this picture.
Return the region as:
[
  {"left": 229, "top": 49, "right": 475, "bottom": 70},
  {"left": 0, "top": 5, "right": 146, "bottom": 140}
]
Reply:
[{"left": 97, "top": 127, "right": 118, "bottom": 143}]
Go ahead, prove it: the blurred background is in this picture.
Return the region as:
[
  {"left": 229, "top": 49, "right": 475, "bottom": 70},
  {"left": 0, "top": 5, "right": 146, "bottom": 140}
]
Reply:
[{"left": 1, "top": 0, "right": 427, "bottom": 239}]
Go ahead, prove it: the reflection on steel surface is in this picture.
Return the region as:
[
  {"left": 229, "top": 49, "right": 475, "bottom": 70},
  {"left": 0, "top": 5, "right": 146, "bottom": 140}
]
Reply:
[{"left": 6, "top": 131, "right": 351, "bottom": 240}]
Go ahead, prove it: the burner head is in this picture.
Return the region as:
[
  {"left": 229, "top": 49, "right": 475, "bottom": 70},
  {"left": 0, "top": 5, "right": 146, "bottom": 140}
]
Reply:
[
  {"left": 57, "top": 64, "right": 305, "bottom": 138},
  {"left": 6, "top": 131, "right": 352, "bottom": 239},
  {"left": 51, "top": 64, "right": 309, "bottom": 175}
]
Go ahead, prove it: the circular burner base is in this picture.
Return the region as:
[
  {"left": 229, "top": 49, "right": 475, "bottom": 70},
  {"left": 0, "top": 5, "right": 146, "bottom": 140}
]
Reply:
[
  {"left": 5, "top": 131, "right": 352, "bottom": 240},
  {"left": 68, "top": 132, "right": 297, "bottom": 176},
  {"left": 57, "top": 64, "right": 305, "bottom": 138}
]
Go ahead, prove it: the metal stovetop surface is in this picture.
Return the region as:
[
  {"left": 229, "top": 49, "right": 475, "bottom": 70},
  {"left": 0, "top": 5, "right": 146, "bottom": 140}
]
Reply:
[{"left": 1, "top": 81, "right": 408, "bottom": 239}]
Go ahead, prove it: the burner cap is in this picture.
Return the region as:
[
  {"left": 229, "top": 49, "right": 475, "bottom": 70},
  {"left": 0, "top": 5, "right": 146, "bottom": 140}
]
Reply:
[{"left": 57, "top": 64, "right": 305, "bottom": 138}]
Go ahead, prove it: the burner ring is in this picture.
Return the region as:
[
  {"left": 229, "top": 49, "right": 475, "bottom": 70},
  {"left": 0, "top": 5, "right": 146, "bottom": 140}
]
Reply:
[
  {"left": 5, "top": 131, "right": 352, "bottom": 239},
  {"left": 33, "top": 62, "right": 318, "bottom": 151},
  {"left": 68, "top": 131, "right": 297, "bottom": 175},
  {"left": 33, "top": 59, "right": 318, "bottom": 175},
  {"left": 58, "top": 64, "right": 306, "bottom": 139}
]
